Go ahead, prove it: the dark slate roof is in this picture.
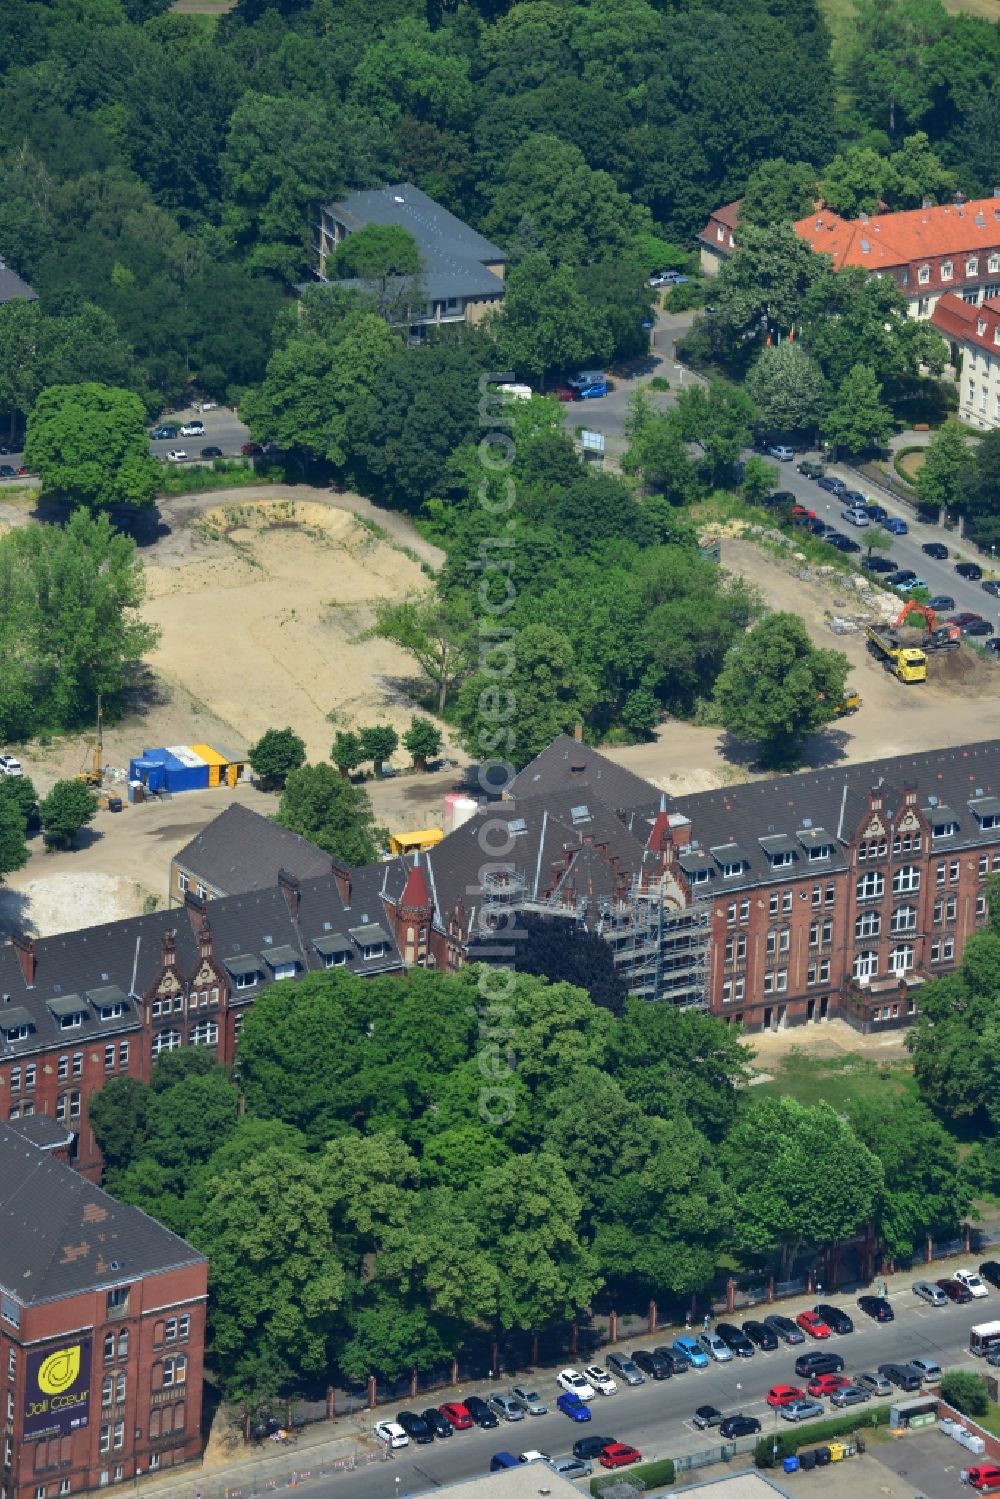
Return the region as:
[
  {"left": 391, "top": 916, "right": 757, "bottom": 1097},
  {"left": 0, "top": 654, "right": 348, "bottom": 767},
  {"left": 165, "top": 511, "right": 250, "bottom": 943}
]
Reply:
[
  {"left": 6, "top": 1114, "right": 74, "bottom": 1152},
  {"left": 377, "top": 789, "right": 656, "bottom": 935},
  {"left": 0, "top": 1122, "right": 203, "bottom": 1306},
  {"left": 0, "top": 261, "right": 37, "bottom": 305},
  {"left": 509, "top": 736, "right": 662, "bottom": 815},
  {"left": 667, "top": 739, "right": 1000, "bottom": 893},
  {"left": 174, "top": 804, "right": 332, "bottom": 894},
  {"left": 0, "top": 874, "right": 405, "bottom": 1058},
  {"left": 323, "top": 183, "right": 507, "bottom": 302}
]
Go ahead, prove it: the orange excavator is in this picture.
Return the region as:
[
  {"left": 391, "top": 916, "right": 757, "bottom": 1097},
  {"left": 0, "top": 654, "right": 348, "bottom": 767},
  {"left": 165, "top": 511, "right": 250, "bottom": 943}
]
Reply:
[{"left": 891, "top": 599, "right": 960, "bottom": 649}]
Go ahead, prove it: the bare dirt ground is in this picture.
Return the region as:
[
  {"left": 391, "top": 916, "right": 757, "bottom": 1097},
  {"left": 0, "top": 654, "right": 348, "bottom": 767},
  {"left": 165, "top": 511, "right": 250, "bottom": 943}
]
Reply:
[{"left": 604, "top": 536, "right": 1000, "bottom": 795}]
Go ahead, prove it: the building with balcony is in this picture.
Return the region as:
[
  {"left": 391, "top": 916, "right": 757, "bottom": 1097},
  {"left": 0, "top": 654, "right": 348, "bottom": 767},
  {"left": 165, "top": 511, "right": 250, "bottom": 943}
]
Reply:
[
  {"left": 0, "top": 1121, "right": 206, "bottom": 1499},
  {"left": 315, "top": 183, "right": 506, "bottom": 334}
]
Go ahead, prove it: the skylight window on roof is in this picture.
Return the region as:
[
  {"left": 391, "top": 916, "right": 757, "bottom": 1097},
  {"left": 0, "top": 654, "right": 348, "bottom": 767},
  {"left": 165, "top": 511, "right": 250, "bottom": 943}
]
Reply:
[
  {"left": 570, "top": 804, "right": 592, "bottom": 824},
  {"left": 508, "top": 818, "right": 527, "bottom": 835}
]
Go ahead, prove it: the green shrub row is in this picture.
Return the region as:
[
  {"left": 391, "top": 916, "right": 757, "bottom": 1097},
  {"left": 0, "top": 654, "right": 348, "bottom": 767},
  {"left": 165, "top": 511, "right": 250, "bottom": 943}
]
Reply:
[
  {"left": 753, "top": 1405, "right": 891, "bottom": 1468},
  {"left": 590, "top": 1457, "right": 675, "bottom": 1496}
]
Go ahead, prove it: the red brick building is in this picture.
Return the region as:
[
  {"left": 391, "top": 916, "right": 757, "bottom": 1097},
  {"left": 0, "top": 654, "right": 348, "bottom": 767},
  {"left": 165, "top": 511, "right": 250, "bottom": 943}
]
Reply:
[{"left": 0, "top": 1120, "right": 206, "bottom": 1499}]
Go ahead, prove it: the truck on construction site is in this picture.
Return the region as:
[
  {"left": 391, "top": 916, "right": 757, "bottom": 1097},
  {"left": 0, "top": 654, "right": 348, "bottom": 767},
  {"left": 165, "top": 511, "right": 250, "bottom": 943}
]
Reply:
[{"left": 865, "top": 625, "right": 928, "bottom": 683}]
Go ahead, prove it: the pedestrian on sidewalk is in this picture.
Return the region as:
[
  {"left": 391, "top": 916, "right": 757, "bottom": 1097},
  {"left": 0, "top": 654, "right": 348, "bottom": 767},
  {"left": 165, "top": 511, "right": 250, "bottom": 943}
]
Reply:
[
  {"left": 703, "top": 1312, "right": 711, "bottom": 1332},
  {"left": 685, "top": 1311, "right": 692, "bottom": 1332}
]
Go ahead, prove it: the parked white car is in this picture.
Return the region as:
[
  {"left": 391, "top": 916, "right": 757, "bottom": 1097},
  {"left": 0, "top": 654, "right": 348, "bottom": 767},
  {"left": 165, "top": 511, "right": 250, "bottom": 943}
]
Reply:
[
  {"left": 955, "top": 1269, "right": 990, "bottom": 1299},
  {"left": 0, "top": 754, "right": 23, "bottom": 777},
  {"left": 179, "top": 421, "right": 205, "bottom": 437},
  {"left": 374, "top": 1420, "right": 408, "bottom": 1448},
  {"left": 583, "top": 1365, "right": 617, "bottom": 1396},
  {"left": 557, "top": 1368, "right": 595, "bottom": 1399},
  {"left": 166, "top": 449, "right": 188, "bottom": 463}
]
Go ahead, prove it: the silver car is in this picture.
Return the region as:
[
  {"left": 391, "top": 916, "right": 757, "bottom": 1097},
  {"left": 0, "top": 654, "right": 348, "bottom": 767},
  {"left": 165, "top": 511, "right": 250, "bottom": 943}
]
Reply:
[
  {"left": 548, "top": 1457, "right": 592, "bottom": 1480},
  {"left": 510, "top": 1386, "right": 547, "bottom": 1417},
  {"left": 913, "top": 1280, "right": 948, "bottom": 1307},
  {"left": 855, "top": 1371, "right": 892, "bottom": 1396},
  {"left": 605, "top": 1353, "right": 644, "bottom": 1386},
  {"left": 488, "top": 1394, "right": 524, "bottom": 1422},
  {"left": 782, "top": 1399, "right": 825, "bottom": 1422},
  {"left": 830, "top": 1385, "right": 870, "bottom": 1408},
  {"left": 697, "top": 1331, "right": 733, "bottom": 1363},
  {"left": 909, "top": 1358, "right": 942, "bottom": 1386}
]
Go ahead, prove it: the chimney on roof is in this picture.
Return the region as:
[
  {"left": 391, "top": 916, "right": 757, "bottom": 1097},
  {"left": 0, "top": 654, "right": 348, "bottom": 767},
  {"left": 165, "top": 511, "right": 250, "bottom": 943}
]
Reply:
[
  {"left": 902, "top": 781, "right": 918, "bottom": 807},
  {"left": 12, "top": 933, "right": 35, "bottom": 987},
  {"left": 860, "top": 211, "right": 868, "bottom": 224},
  {"left": 278, "top": 867, "right": 301, "bottom": 918},
  {"left": 994, "top": 187, "right": 1000, "bottom": 198},
  {"left": 570, "top": 758, "right": 586, "bottom": 774},
  {"left": 183, "top": 888, "right": 207, "bottom": 932},
  {"left": 573, "top": 722, "right": 584, "bottom": 744},
  {"left": 330, "top": 857, "right": 352, "bottom": 906},
  {"left": 198, "top": 919, "right": 214, "bottom": 961},
  {"left": 922, "top": 197, "right": 932, "bottom": 209},
  {"left": 161, "top": 929, "right": 176, "bottom": 968}
]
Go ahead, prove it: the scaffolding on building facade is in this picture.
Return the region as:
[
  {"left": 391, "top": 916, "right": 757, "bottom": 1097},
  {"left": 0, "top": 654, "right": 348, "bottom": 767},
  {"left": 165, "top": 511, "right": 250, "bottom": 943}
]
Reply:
[{"left": 477, "top": 867, "right": 711, "bottom": 1008}]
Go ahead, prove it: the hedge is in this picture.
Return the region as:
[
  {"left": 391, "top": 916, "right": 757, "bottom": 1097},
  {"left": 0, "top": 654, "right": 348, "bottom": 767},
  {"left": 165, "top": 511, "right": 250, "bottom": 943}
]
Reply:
[
  {"left": 753, "top": 1405, "right": 891, "bottom": 1467},
  {"left": 590, "top": 1457, "right": 675, "bottom": 1495}
]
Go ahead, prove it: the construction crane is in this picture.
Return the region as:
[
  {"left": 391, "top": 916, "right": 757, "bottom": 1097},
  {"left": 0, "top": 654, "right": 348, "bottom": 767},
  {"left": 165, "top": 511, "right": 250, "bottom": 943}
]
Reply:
[
  {"left": 76, "top": 693, "right": 103, "bottom": 788},
  {"left": 890, "top": 599, "right": 961, "bottom": 649}
]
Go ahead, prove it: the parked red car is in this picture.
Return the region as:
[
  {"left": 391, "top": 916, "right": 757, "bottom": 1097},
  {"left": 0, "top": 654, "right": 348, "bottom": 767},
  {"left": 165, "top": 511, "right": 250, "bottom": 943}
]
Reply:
[
  {"left": 796, "top": 1311, "right": 831, "bottom": 1339},
  {"left": 438, "top": 1402, "right": 474, "bottom": 1430},
  {"left": 766, "top": 1385, "right": 805, "bottom": 1408},
  {"left": 807, "top": 1373, "right": 849, "bottom": 1398},
  {"left": 969, "top": 1467, "right": 1000, "bottom": 1493},
  {"left": 553, "top": 387, "right": 579, "bottom": 403},
  {"left": 600, "top": 1444, "right": 642, "bottom": 1469}
]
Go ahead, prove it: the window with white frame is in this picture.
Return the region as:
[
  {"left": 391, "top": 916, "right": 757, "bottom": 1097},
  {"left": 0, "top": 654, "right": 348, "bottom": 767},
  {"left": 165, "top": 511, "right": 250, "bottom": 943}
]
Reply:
[
  {"left": 980, "top": 854, "right": 990, "bottom": 876},
  {"left": 857, "top": 871, "right": 884, "bottom": 900},
  {"left": 739, "top": 899, "right": 750, "bottom": 921},
  {"left": 941, "top": 261, "right": 954, "bottom": 280},
  {"left": 969, "top": 257, "right": 980, "bottom": 277},
  {"left": 768, "top": 893, "right": 779, "bottom": 916},
  {"left": 945, "top": 894, "right": 957, "bottom": 920},
  {"left": 950, "top": 860, "right": 960, "bottom": 882},
  {"left": 918, "top": 264, "right": 930, "bottom": 285},
  {"left": 104, "top": 1045, "right": 115, "bottom": 1073},
  {"left": 812, "top": 885, "right": 822, "bottom": 907},
  {"left": 190, "top": 1019, "right": 218, "bottom": 1047},
  {"left": 57, "top": 1055, "right": 68, "bottom": 1081},
  {"left": 854, "top": 950, "right": 879, "bottom": 980},
  {"left": 69, "top": 1091, "right": 81, "bottom": 1120},
  {"left": 24, "top": 1064, "right": 34, "bottom": 1089},
  {"left": 932, "top": 819, "right": 959, "bottom": 840},
  {"left": 890, "top": 905, "right": 917, "bottom": 933},
  {"left": 151, "top": 1030, "right": 181, "bottom": 1057},
  {"left": 855, "top": 909, "right": 881, "bottom": 938},
  {"left": 991, "top": 255, "right": 1000, "bottom": 273},
  {"left": 72, "top": 1053, "right": 82, "bottom": 1078},
  {"left": 766, "top": 930, "right": 777, "bottom": 956},
  {"left": 889, "top": 944, "right": 915, "bottom": 974},
  {"left": 99, "top": 1426, "right": 110, "bottom": 1456},
  {"left": 807, "top": 959, "right": 831, "bottom": 985},
  {"left": 978, "top": 892, "right": 988, "bottom": 916},
  {"left": 119, "top": 1041, "right": 128, "bottom": 1067},
  {"left": 783, "top": 891, "right": 793, "bottom": 913},
  {"left": 112, "top": 1422, "right": 124, "bottom": 1451},
  {"left": 722, "top": 976, "right": 745, "bottom": 1004},
  {"left": 893, "top": 864, "right": 920, "bottom": 894},
  {"left": 726, "top": 903, "right": 736, "bottom": 925}
]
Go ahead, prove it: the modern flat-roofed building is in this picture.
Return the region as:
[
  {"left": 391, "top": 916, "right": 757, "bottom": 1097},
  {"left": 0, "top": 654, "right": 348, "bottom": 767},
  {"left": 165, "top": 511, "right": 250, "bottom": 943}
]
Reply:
[{"left": 0, "top": 1121, "right": 207, "bottom": 1499}]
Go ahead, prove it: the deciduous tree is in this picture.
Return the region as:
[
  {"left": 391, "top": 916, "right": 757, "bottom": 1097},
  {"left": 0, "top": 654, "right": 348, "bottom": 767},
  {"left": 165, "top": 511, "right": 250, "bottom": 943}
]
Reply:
[
  {"left": 39, "top": 779, "right": 98, "bottom": 848},
  {"left": 372, "top": 595, "right": 475, "bottom": 715},
  {"left": 916, "top": 420, "right": 976, "bottom": 513},
  {"left": 359, "top": 724, "right": 398, "bottom": 777},
  {"left": 822, "top": 364, "right": 894, "bottom": 455},
  {"left": 277, "top": 762, "right": 385, "bottom": 863},
  {"left": 746, "top": 342, "right": 829, "bottom": 435},
  {"left": 402, "top": 717, "right": 442, "bottom": 769},
  {"left": 248, "top": 727, "right": 305, "bottom": 789},
  {"left": 24, "top": 383, "right": 159, "bottom": 513},
  {"left": 714, "top": 612, "right": 849, "bottom": 768}
]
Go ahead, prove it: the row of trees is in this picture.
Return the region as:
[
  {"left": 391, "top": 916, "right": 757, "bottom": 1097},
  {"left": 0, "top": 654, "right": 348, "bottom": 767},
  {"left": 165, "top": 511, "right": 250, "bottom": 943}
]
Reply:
[
  {"left": 90, "top": 965, "right": 975, "bottom": 1411},
  {"left": 0, "top": 773, "right": 99, "bottom": 882}
]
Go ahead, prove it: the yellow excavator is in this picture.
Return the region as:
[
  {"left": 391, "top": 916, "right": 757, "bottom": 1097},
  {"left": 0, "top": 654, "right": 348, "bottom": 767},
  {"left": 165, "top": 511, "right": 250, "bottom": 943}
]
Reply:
[{"left": 76, "top": 694, "right": 103, "bottom": 788}]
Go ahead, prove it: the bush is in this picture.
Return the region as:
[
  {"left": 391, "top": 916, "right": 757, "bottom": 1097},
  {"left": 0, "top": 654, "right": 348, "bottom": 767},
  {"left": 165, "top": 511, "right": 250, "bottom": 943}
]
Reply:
[
  {"left": 941, "top": 1370, "right": 990, "bottom": 1418},
  {"left": 753, "top": 1407, "right": 890, "bottom": 1468},
  {"left": 590, "top": 1459, "right": 674, "bottom": 1497}
]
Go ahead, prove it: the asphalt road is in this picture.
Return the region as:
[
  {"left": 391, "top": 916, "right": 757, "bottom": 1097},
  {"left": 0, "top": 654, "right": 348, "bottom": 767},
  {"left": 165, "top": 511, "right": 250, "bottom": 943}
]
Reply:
[
  {"left": 148, "top": 405, "right": 250, "bottom": 464},
  {"left": 287, "top": 1294, "right": 993, "bottom": 1499}
]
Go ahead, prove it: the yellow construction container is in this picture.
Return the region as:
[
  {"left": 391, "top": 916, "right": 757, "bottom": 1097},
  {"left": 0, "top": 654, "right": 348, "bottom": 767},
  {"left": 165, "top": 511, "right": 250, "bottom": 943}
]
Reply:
[
  {"left": 389, "top": 827, "right": 445, "bottom": 856},
  {"left": 827, "top": 1443, "right": 847, "bottom": 1463},
  {"left": 189, "top": 744, "right": 228, "bottom": 789}
]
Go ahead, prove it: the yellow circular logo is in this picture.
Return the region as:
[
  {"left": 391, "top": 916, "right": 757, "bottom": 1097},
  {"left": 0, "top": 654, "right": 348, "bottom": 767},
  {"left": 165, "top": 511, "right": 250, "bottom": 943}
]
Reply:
[{"left": 38, "top": 1348, "right": 81, "bottom": 1396}]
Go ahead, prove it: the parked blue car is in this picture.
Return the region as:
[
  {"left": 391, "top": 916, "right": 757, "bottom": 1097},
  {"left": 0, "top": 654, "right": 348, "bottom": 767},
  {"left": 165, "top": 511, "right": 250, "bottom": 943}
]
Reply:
[
  {"left": 672, "top": 1335, "right": 710, "bottom": 1369},
  {"left": 556, "top": 1394, "right": 592, "bottom": 1423},
  {"left": 884, "top": 516, "right": 909, "bottom": 534},
  {"left": 577, "top": 381, "right": 608, "bottom": 399}
]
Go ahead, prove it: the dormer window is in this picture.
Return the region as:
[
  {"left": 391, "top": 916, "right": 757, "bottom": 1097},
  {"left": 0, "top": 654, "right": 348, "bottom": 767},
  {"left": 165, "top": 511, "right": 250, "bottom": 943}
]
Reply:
[
  {"left": 224, "top": 954, "right": 261, "bottom": 990},
  {"left": 48, "top": 995, "right": 87, "bottom": 1030},
  {"left": 979, "top": 319, "right": 988, "bottom": 336},
  {"left": 925, "top": 804, "right": 959, "bottom": 840},
  {"left": 689, "top": 868, "right": 712, "bottom": 885},
  {"left": 807, "top": 843, "right": 832, "bottom": 861},
  {"left": 918, "top": 264, "right": 930, "bottom": 285},
  {"left": 969, "top": 796, "right": 1000, "bottom": 830},
  {"left": 932, "top": 819, "right": 959, "bottom": 840},
  {"left": 941, "top": 261, "right": 954, "bottom": 281},
  {"left": 350, "top": 925, "right": 392, "bottom": 961},
  {"left": 990, "top": 255, "right": 1000, "bottom": 273},
  {"left": 968, "top": 258, "right": 980, "bottom": 277},
  {"left": 716, "top": 225, "right": 725, "bottom": 241},
  {"left": 261, "top": 946, "right": 300, "bottom": 983}
]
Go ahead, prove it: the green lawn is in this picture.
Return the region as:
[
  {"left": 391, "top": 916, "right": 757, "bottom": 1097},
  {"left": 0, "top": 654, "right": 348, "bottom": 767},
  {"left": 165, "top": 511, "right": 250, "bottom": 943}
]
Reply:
[
  {"left": 968, "top": 1404, "right": 1000, "bottom": 1438},
  {"left": 752, "top": 1048, "right": 917, "bottom": 1111}
]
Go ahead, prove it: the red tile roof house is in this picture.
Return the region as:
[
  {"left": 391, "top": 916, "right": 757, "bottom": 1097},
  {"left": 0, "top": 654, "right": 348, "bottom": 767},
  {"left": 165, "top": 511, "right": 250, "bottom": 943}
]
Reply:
[
  {"left": 931, "top": 292, "right": 1000, "bottom": 430},
  {"left": 699, "top": 195, "right": 1000, "bottom": 320}
]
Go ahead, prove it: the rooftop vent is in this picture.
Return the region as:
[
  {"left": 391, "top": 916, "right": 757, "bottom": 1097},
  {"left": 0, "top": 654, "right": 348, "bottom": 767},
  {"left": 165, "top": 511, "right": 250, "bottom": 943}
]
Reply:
[
  {"left": 110, "top": 1260, "right": 121, "bottom": 1271},
  {"left": 802, "top": 817, "right": 813, "bottom": 828},
  {"left": 928, "top": 794, "right": 939, "bottom": 807}
]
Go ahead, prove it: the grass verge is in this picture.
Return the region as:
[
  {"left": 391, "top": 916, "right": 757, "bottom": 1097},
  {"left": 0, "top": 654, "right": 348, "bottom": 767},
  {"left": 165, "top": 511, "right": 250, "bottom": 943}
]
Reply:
[{"left": 752, "top": 1047, "right": 916, "bottom": 1110}]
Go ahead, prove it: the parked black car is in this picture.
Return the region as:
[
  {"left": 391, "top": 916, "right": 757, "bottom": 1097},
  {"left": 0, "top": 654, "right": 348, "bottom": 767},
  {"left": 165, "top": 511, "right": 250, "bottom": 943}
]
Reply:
[
  {"left": 878, "top": 1363, "right": 922, "bottom": 1392},
  {"left": 653, "top": 1348, "right": 690, "bottom": 1375},
  {"left": 421, "top": 1409, "right": 453, "bottom": 1439},
  {"left": 397, "top": 1411, "right": 434, "bottom": 1444},
  {"left": 922, "top": 541, "right": 949, "bottom": 559},
  {"left": 763, "top": 1314, "right": 805, "bottom": 1345},
  {"left": 865, "top": 503, "right": 888, "bottom": 522},
  {"left": 742, "top": 1320, "right": 779, "bottom": 1351},
  {"left": 964, "top": 618, "right": 995, "bottom": 636},
  {"left": 464, "top": 1396, "right": 499, "bottom": 1428},
  {"left": 632, "top": 1349, "right": 672, "bottom": 1380},
  {"left": 827, "top": 534, "right": 861, "bottom": 553},
  {"left": 794, "top": 1351, "right": 845, "bottom": 1378},
  {"left": 719, "top": 1415, "right": 761, "bottom": 1439},
  {"left": 956, "top": 561, "right": 983, "bottom": 579},
  {"left": 887, "top": 569, "right": 917, "bottom": 585},
  {"left": 814, "top": 1304, "right": 854, "bottom": 1335},
  {"left": 573, "top": 1436, "right": 617, "bottom": 1461},
  {"left": 862, "top": 556, "right": 897, "bottom": 574},
  {"left": 857, "top": 1295, "right": 894, "bottom": 1322},
  {"left": 817, "top": 476, "right": 847, "bottom": 494},
  {"left": 980, "top": 1262, "right": 1000, "bottom": 1289},
  {"left": 692, "top": 1406, "right": 723, "bottom": 1430},
  {"left": 715, "top": 1323, "right": 755, "bottom": 1358}
]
